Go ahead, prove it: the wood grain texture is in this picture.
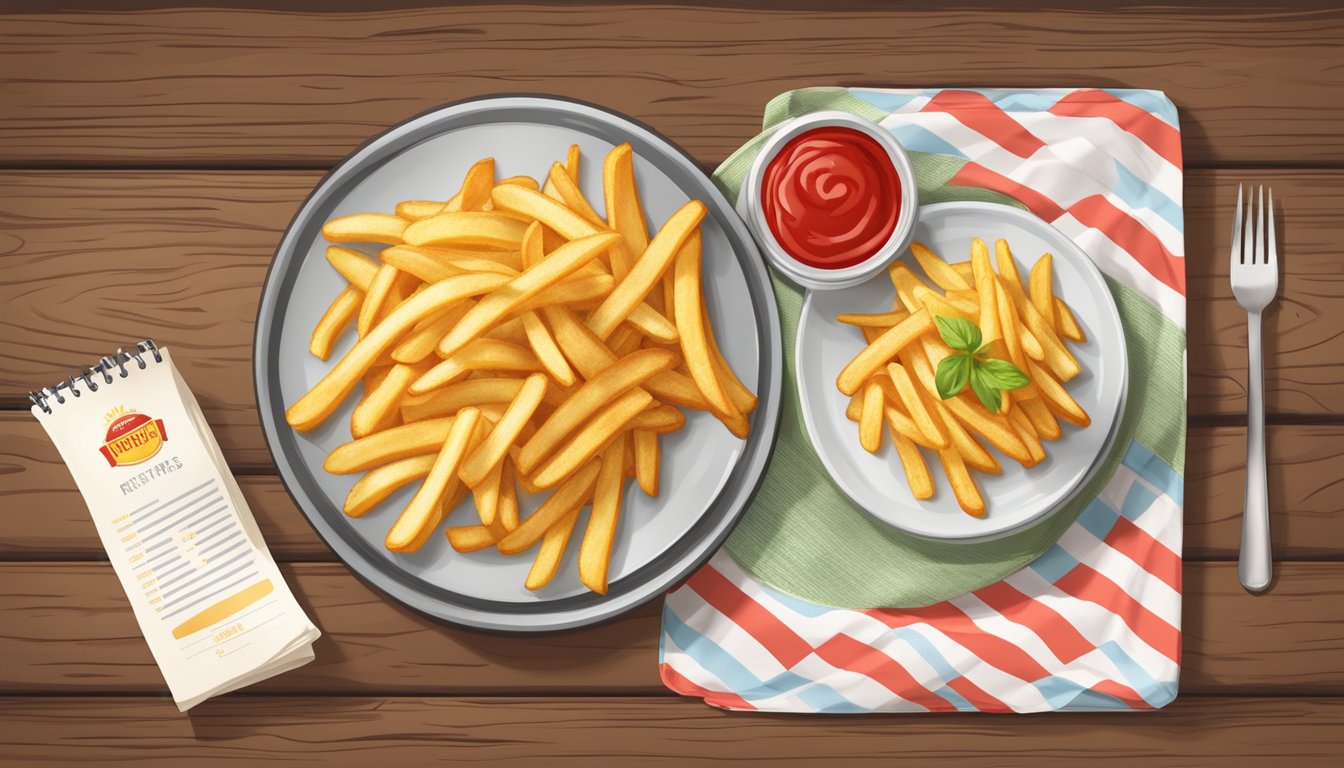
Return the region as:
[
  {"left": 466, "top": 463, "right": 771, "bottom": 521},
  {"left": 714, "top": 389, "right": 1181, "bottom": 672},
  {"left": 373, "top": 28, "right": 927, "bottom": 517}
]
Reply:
[
  {"left": 1, "top": 561, "right": 1340, "bottom": 695},
  {"left": 1, "top": 695, "right": 1342, "bottom": 767},
  {"left": 0, "top": 4, "right": 1342, "bottom": 167},
  {"left": 4, "top": 414, "right": 1341, "bottom": 560},
  {"left": 3, "top": 169, "right": 1341, "bottom": 458}
]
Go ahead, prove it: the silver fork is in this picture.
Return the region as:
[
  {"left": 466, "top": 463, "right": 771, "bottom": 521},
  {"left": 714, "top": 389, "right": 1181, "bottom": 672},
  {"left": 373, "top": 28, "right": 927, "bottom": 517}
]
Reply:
[{"left": 1230, "top": 184, "right": 1278, "bottom": 593}]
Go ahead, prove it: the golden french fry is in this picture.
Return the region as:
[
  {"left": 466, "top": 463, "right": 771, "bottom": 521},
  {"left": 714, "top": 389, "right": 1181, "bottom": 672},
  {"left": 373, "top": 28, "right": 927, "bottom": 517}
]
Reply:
[
  {"left": 396, "top": 200, "right": 448, "bottom": 221},
  {"left": 672, "top": 229, "right": 744, "bottom": 424},
  {"left": 912, "top": 285, "right": 974, "bottom": 322},
  {"left": 512, "top": 273, "right": 615, "bottom": 314},
  {"left": 566, "top": 144, "right": 581, "bottom": 183},
  {"left": 952, "top": 262, "right": 974, "bottom": 283},
  {"left": 547, "top": 161, "right": 604, "bottom": 227},
  {"left": 436, "top": 229, "right": 622, "bottom": 358},
  {"left": 445, "top": 517, "right": 508, "bottom": 553},
  {"left": 1029, "top": 252, "right": 1057, "bottom": 334},
  {"left": 579, "top": 440, "right": 625, "bottom": 594},
  {"left": 704, "top": 304, "right": 758, "bottom": 418},
  {"left": 491, "top": 183, "right": 604, "bottom": 241},
  {"left": 343, "top": 454, "right": 436, "bottom": 517},
  {"left": 633, "top": 429, "right": 659, "bottom": 496},
  {"left": 323, "top": 213, "right": 407, "bottom": 245},
  {"left": 1009, "top": 406, "right": 1046, "bottom": 467},
  {"left": 836, "top": 308, "right": 933, "bottom": 396},
  {"left": 629, "top": 404, "right": 684, "bottom": 433},
  {"left": 859, "top": 379, "right": 884, "bottom": 453},
  {"left": 497, "top": 460, "right": 601, "bottom": 555},
  {"left": 391, "top": 301, "right": 472, "bottom": 364},
  {"left": 400, "top": 377, "right": 531, "bottom": 423},
  {"left": 351, "top": 359, "right": 434, "bottom": 439},
  {"left": 892, "top": 433, "right": 934, "bottom": 500},
  {"left": 385, "top": 408, "right": 480, "bottom": 551},
  {"left": 995, "top": 277, "right": 1027, "bottom": 374},
  {"left": 310, "top": 286, "right": 363, "bottom": 360},
  {"left": 603, "top": 143, "right": 648, "bottom": 281},
  {"left": 380, "top": 245, "right": 517, "bottom": 283},
  {"left": 623, "top": 433, "right": 638, "bottom": 479},
  {"left": 357, "top": 264, "right": 401, "bottom": 337},
  {"left": 498, "top": 459, "right": 520, "bottom": 531},
  {"left": 1028, "top": 360, "right": 1091, "bottom": 427},
  {"left": 1020, "top": 324, "right": 1046, "bottom": 361},
  {"left": 525, "top": 507, "right": 580, "bottom": 591},
  {"left": 1055, "top": 297, "right": 1087, "bottom": 342},
  {"left": 471, "top": 455, "right": 505, "bottom": 527},
  {"left": 993, "top": 238, "right": 1027, "bottom": 295},
  {"left": 460, "top": 373, "right": 549, "bottom": 487},
  {"left": 413, "top": 339, "right": 541, "bottom": 394},
  {"left": 286, "top": 273, "right": 510, "bottom": 431},
  {"left": 542, "top": 305, "right": 709, "bottom": 411},
  {"left": 937, "top": 446, "right": 985, "bottom": 518},
  {"left": 588, "top": 200, "right": 705, "bottom": 340},
  {"left": 325, "top": 417, "right": 455, "bottom": 474},
  {"left": 326, "top": 245, "right": 378, "bottom": 290},
  {"left": 516, "top": 347, "right": 678, "bottom": 473},
  {"left": 887, "top": 262, "right": 930, "bottom": 313},
  {"left": 888, "top": 362, "right": 949, "bottom": 449},
  {"left": 970, "top": 238, "right": 1001, "bottom": 343},
  {"left": 521, "top": 311, "right": 576, "bottom": 386},
  {"left": 1019, "top": 395, "right": 1062, "bottom": 440},
  {"left": 457, "top": 157, "right": 495, "bottom": 212},
  {"left": 532, "top": 388, "right": 652, "bottom": 489},
  {"left": 910, "top": 242, "right": 972, "bottom": 292},
  {"left": 836, "top": 310, "right": 909, "bottom": 328},
  {"left": 625, "top": 302, "right": 679, "bottom": 344},
  {"left": 499, "top": 175, "right": 539, "bottom": 191},
  {"left": 403, "top": 211, "right": 530, "bottom": 249}
]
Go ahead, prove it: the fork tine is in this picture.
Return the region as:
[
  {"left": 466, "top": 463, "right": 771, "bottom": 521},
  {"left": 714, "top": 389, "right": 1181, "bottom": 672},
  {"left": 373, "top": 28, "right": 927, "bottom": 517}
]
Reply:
[
  {"left": 1267, "top": 188, "right": 1277, "bottom": 267},
  {"left": 1244, "top": 183, "right": 1257, "bottom": 265},
  {"left": 1231, "top": 183, "right": 1244, "bottom": 267},
  {"left": 1255, "top": 185, "right": 1266, "bottom": 266}
]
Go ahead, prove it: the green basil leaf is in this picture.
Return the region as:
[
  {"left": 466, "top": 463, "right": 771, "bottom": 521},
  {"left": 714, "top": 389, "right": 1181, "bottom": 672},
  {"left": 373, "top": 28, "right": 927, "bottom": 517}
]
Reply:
[
  {"left": 977, "top": 358, "right": 1031, "bottom": 391},
  {"left": 934, "top": 353, "right": 973, "bottom": 400},
  {"left": 969, "top": 368, "right": 1002, "bottom": 413},
  {"left": 934, "top": 315, "right": 982, "bottom": 353}
]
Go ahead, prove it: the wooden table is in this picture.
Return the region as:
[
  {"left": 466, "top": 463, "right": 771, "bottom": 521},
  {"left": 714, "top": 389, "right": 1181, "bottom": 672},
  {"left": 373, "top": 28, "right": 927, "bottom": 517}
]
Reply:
[{"left": 2, "top": 2, "right": 1341, "bottom": 765}]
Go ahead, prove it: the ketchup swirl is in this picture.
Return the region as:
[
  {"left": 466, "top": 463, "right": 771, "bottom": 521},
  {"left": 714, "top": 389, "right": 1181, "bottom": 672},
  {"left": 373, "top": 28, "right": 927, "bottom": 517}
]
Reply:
[{"left": 761, "top": 127, "right": 902, "bottom": 270}]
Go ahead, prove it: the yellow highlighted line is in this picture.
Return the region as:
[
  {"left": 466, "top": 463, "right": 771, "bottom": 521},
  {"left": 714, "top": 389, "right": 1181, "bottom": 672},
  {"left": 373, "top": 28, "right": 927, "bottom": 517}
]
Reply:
[{"left": 171, "top": 579, "right": 273, "bottom": 640}]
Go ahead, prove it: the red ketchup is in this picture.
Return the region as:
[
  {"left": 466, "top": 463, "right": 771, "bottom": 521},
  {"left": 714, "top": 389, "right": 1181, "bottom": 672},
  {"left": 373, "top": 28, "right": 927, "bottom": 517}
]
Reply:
[{"left": 761, "top": 126, "right": 902, "bottom": 270}]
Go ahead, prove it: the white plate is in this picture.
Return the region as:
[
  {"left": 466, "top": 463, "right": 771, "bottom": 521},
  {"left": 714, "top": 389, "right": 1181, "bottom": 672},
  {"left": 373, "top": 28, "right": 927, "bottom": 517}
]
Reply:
[
  {"left": 797, "top": 202, "right": 1127, "bottom": 541},
  {"left": 255, "top": 96, "right": 782, "bottom": 631}
]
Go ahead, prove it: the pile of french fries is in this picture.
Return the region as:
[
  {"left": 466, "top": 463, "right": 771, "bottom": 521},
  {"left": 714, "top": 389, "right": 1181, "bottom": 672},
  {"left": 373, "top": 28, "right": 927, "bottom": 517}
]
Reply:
[
  {"left": 835, "top": 238, "right": 1089, "bottom": 517},
  {"left": 287, "top": 144, "right": 756, "bottom": 593}
]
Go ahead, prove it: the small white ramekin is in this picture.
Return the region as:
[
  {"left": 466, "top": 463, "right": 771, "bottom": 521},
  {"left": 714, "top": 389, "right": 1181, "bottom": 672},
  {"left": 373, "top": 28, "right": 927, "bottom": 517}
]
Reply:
[{"left": 742, "top": 111, "right": 918, "bottom": 291}]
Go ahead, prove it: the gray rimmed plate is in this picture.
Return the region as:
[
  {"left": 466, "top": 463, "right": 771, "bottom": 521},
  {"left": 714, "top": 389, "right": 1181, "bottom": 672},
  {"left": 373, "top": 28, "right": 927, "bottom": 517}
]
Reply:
[{"left": 254, "top": 95, "right": 781, "bottom": 632}]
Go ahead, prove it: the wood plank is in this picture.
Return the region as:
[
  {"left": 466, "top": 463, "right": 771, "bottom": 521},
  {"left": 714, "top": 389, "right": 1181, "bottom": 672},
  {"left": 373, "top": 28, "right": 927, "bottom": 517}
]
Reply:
[
  {"left": 1, "top": 561, "right": 1339, "bottom": 695},
  {"left": 4, "top": 414, "right": 1342, "bottom": 560},
  {"left": 1, "top": 5, "right": 1342, "bottom": 166},
  {"left": 2, "top": 168, "right": 1341, "bottom": 450},
  {"left": 1, "top": 695, "right": 1341, "bottom": 767}
]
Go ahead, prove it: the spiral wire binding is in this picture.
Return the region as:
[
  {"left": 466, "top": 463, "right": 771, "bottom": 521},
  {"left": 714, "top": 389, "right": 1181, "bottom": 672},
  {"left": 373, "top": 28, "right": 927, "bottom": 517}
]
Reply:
[{"left": 28, "top": 340, "right": 162, "bottom": 414}]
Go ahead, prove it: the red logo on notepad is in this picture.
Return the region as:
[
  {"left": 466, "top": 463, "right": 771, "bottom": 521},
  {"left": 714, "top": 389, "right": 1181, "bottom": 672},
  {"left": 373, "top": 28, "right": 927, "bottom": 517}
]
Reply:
[{"left": 98, "top": 407, "right": 168, "bottom": 467}]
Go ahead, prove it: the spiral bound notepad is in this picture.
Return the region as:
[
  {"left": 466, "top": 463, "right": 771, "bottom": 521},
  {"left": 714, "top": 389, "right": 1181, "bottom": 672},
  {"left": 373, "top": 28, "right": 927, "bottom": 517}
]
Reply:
[{"left": 29, "top": 341, "right": 319, "bottom": 711}]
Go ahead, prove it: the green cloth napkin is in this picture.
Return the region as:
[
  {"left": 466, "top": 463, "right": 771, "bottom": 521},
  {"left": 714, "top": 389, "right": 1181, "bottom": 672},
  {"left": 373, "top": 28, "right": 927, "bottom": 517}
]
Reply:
[{"left": 713, "top": 88, "right": 1186, "bottom": 609}]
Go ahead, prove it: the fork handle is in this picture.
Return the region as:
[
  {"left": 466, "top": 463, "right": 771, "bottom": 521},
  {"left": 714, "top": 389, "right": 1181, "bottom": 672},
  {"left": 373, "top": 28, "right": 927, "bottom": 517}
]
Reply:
[{"left": 1240, "top": 311, "right": 1271, "bottom": 592}]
